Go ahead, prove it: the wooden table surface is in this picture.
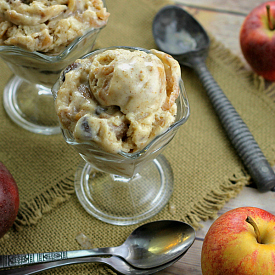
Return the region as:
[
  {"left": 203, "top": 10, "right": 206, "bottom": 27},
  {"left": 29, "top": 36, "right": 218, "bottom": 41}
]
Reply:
[{"left": 157, "top": 1, "right": 275, "bottom": 274}]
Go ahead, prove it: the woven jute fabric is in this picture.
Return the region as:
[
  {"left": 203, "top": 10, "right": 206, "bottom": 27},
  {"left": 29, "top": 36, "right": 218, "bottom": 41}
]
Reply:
[{"left": 1, "top": 0, "right": 275, "bottom": 274}]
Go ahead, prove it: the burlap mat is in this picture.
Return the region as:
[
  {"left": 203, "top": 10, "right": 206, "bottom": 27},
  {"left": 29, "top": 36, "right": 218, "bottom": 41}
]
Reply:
[{"left": 1, "top": 0, "right": 275, "bottom": 274}]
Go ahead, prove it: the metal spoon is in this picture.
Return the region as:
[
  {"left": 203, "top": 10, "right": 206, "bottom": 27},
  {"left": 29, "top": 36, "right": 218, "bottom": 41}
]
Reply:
[
  {"left": 0, "top": 253, "right": 187, "bottom": 275},
  {"left": 0, "top": 220, "right": 195, "bottom": 270},
  {"left": 152, "top": 5, "right": 275, "bottom": 192}
]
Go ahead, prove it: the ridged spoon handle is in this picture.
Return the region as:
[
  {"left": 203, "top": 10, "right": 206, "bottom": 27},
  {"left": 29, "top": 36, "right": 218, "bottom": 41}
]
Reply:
[
  {"left": 0, "top": 247, "right": 115, "bottom": 269},
  {"left": 190, "top": 57, "right": 275, "bottom": 192}
]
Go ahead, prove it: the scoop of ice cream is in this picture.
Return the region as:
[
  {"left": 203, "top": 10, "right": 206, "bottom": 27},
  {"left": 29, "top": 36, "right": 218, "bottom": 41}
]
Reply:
[
  {"left": 55, "top": 48, "right": 182, "bottom": 153},
  {"left": 88, "top": 49, "right": 167, "bottom": 115},
  {"left": 0, "top": 0, "right": 109, "bottom": 53}
]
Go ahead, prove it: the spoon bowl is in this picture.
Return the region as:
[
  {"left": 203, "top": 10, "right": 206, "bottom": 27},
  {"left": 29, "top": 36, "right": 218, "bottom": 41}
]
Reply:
[
  {"left": 152, "top": 5, "right": 209, "bottom": 66},
  {"left": 0, "top": 220, "right": 195, "bottom": 270},
  {"left": 122, "top": 219, "right": 195, "bottom": 269},
  {"left": 152, "top": 5, "right": 275, "bottom": 192}
]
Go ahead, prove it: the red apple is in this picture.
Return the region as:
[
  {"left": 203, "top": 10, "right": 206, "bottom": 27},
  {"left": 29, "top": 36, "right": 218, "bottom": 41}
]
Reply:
[
  {"left": 240, "top": 1, "right": 275, "bottom": 81},
  {"left": 0, "top": 162, "right": 19, "bottom": 238},
  {"left": 201, "top": 207, "right": 275, "bottom": 275}
]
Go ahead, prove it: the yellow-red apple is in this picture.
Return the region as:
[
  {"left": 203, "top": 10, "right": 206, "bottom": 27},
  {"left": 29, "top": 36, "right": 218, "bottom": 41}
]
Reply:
[
  {"left": 201, "top": 207, "right": 275, "bottom": 275},
  {"left": 0, "top": 162, "right": 19, "bottom": 238},
  {"left": 240, "top": 1, "right": 275, "bottom": 81}
]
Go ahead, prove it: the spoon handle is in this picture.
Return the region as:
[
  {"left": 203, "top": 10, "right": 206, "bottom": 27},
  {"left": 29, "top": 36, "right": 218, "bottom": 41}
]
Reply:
[
  {"left": 0, "top": 256, "right": 111, "bottom": 275},
  {"left": 191, "top": 57, "right": 275, "bottom": 192},
  {"left": 0, "top": 247, "right": 115, "bottom": 268}
]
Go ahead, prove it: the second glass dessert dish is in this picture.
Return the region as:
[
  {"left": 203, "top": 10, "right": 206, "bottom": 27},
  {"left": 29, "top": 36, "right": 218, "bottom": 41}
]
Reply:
[
  {"left": 52, "top": 46, "right": 190, "bottom": 225},
  {"left": 0, "top": 0, "right": 109, "bottom": 135}
]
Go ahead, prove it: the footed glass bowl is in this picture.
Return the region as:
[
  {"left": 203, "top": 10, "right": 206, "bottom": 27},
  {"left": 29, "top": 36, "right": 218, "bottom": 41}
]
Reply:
[
  {"left": 1, "top": 25, "right": 105, "bottom": 135},
  {"left": 52, "top": 47, "right": 190, "bottom": 225}
]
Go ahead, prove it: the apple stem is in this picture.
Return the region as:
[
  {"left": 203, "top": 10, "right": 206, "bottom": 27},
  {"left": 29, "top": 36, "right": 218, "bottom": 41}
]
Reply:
[
  {"left": 266, "top": 5, "right": 274, "bottom": 31},
  {"left": 246, "top": 216, "right": 261, "bottom": 244}
]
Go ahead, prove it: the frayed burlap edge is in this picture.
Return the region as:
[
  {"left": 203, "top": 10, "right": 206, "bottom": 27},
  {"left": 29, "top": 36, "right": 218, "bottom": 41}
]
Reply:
[
  {"left": 182, "top": 169, "right": 250, "bottom": 230},
  {"left": 14, "top": 175, "right": 75, "bottom": 231},
  {"left": 178, "top": 36, "right": 275, "bottom": 230}
]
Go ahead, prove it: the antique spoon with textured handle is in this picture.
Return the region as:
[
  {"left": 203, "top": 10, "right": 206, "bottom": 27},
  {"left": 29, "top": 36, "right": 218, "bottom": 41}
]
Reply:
[
  {"left": 153, "top": 5, "right": 275, "bottom": 192},
  {"left": 0, "top": 253, "right": 187, "bottom": 275},
  {"left": 0, "top": 220, "right": 195, "bottom": 270}
]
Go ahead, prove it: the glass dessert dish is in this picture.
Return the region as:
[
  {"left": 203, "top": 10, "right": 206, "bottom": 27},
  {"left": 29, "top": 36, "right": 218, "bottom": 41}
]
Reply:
[
  {"left": 0, "top": 9, "right": 107, "bottom": 135},
  {"left": 1, "top": 29, "right": 104, "bottom": 135},
  {"left": 52, "top": 47, "right": 190, "bottom": 225}
]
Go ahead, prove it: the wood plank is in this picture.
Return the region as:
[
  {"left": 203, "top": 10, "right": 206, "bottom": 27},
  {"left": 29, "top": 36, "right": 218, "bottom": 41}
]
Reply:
[
  {"left": 175, "top": 0, "right": 269, "bottom": 14},
  {"left": 157, "top": 239, "right": 203, "bottom": 275}
]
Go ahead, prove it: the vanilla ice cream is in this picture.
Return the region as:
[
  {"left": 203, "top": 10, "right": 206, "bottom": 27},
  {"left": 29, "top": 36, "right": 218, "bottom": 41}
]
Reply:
[
  {"left": 55, "top": 48, "right": 181, "bottom": 153},
  {"left": 0, "top": 0, "right": 109, "bottom": 53}
]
